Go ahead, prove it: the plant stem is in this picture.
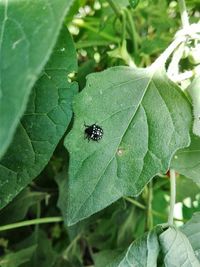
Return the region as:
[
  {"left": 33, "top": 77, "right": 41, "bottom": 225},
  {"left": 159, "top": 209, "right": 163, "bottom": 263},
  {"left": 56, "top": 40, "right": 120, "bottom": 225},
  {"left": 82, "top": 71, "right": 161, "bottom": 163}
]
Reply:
[
  {"left": 124, "top": 196, "right": 146, "bottom": 209},
  {"left": 147, "top": 181, "right": 153, "bottom": 230},
  {"left": 124, "top": 9, "right": 138, "bottom": 53},
  {"left": 178, "top": 0, "right": 190, "bottom": 29},
  {"left": 0, "top": 217, "right": 63, "bottom": 232},
  {"left": 73, "top": 19, "right": 119, "bottom": 43},
  {"left": 106, "top": 0, "right": 121, "bottom": 17},
  {"left": 124, "top": 196, "right": 184, "bottom": 222},
  {"left": 150, "top": 35, "right": 186, "bottom": 71},
  {"left": 168, "top": 169, "right": 176, "bottom": 225}
]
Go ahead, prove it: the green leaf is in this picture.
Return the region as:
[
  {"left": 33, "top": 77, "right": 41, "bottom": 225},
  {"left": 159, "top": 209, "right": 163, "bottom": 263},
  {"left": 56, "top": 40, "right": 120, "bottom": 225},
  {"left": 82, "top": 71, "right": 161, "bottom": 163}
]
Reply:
[
  {"left": 0, "top": 0, "right": 74, "bottom": 159},
  {"left": 171, "top": 133, "right": 200, "bottom": 183},
  {"left": 64, "top": 66, "right": 191, "bottom": 225},
  {"left": 181, "top": 212, "right": 200, "bottom": 261},
  {"left": 0, "top": 188, "right": 46, "bottom": 225},
  {"left": 104, "top": 226, "right": 162, "bottom": 267},
  {"left": 0, "top": 27, "right": 78, "bottom": 209},
  {"left": 93, "top": 250, "right": 125, "bottom": 267},
  {"left": 117, "top": 227, "right": 161, "bottom": 267},
  {"left": 176, "top": 175, "right": 200, "bottom": 203},
  {"left": 19, "top": 230, "right": 57, "bottom": 267},
  {"left": 187, "top": 76, "right": 200, "bottom": 137},
  {"left": 159, "top": 227, "right": 200, "bottom": 267},
  {"left": 0, "top": 245, "right": 36, "bottom": 267}
]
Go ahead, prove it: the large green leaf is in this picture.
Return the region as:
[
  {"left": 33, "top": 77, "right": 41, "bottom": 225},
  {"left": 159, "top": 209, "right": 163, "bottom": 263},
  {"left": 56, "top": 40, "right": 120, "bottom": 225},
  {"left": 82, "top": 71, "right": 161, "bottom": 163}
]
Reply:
[
  {"left": 171, "top": 134, "right": 200, "bottom": 183},
  {"left": 159, "top": 227, "right": 200, "bottom": 267},
  {"left": 64, "top": 66, "right": 191, "bottom": 225},
  {"left": 0, "top": 27, "right": 77, "bottom": 209},
  {"left": 0, "top": 0, "right": 74, "bottom": 159},
  {"left": 181, "top": 212, "right": 200, "bottom": 261}
]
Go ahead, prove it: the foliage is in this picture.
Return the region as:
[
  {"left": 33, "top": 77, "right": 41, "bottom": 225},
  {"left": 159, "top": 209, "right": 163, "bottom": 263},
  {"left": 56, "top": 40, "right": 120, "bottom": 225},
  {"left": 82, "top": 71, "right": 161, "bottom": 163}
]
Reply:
[{"left": 0, "top": 0, "right": 200, "bottom": 266}]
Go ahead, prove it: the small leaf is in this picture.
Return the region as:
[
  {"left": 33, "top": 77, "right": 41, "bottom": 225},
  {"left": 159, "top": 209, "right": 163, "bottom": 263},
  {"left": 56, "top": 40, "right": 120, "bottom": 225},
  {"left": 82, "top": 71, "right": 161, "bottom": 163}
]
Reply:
[
  {"left": 0, "top": 0, "right": 74, "bottom": 159},
  {"left": 65, "top": 66, "right": 191, "bottom": 225},
  {"left": 181, "top": 212, "right": 200, "bottom": 261},
  {"left": 0, "top": 188, "right": 46, "bottom": 225},
  {"left": 0, "top": 245, "right": 36, "bottom": 267},
  {"left": 171, "top": 133, "right": 200, "bottom": 183},
  {"left": 0, "top": 27, "right": 77, "bottom": 209},
  {"left": 176, "top": 175, "right": 200, "bottom": 203},
  {"left": 129, "top": 0, "right": 139, "bottom": 9},
  {"left": 18, "top": 230, "right": 57, "bottom": 267},
  {"left": 159, "top": 227, "right": 200, "bottom": 267}
]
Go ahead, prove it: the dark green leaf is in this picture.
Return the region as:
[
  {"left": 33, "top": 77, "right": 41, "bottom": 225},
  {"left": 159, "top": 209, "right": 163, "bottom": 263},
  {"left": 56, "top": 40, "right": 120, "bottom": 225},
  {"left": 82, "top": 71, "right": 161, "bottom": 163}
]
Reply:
[
  {"left": 20, "top": 230, "right": 57, "bottom": 267},
  {"left": 0, "top": 245, "right": 36, "bottom": 267},
  {"left": 0, "top": 0, "right": 74, "bottom": 159},
  {"left": 181, "top": 212, "right": 200, "bottom": 261},
  {"left": 159, "top": 227, "right": 200, "bottom": 266},
  {"left": 0, "top": 188, "right": 46, "bottom": 225},
  {"left": 65, "top": 66, "right": 191, "bottom": 225},
  {"left": 0, "top": 27, "right": 78, "bottom": 209}
]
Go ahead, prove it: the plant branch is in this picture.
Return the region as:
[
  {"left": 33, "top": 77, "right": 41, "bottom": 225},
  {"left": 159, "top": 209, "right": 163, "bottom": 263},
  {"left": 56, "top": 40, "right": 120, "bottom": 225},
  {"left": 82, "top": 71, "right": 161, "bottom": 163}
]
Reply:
[
  {"left": 107, "top": 0, "right": 121, "bottom": 17},
  {"left": 178, "top": 0, "right": 190, "bottom": 29},
  {"left": 168, "top": 169, "right": 176, "bottom": 225},
  {"left": 124, "top": 9, "right": 138, "bottom": 53},
  {"left": 150, "top": 35, "right": 186, "bottom": 71},
  {"left": 0, "top": 217, "right": 63, "bottom": 232},
  {"left": 147, "top": 181, "right": 153, "bottom": 230}
]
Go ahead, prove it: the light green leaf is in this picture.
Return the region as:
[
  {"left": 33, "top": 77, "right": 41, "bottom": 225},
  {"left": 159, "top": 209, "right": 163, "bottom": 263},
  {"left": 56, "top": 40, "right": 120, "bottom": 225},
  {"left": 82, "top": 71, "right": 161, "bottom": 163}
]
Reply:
[
  {"left": 181, "top": 212, "right": 200, "bottom": 261},
  {"left": 0, "top": 27, "right": 77, "bottom": 209},
  {"left": 0, "top": 245, "right": 37, "bottom": 267},
  {"left": 159, "top": 227, "right": 200, "bottom": 267},
  {"left": 0, "top": 0, "right": 74, "bottom": 159},
  {"left": 117, "top": 227, "right": 161, "bottom": 267},
  {"left": 64, "top": 66, "right": 191, "bottom": 225},
  {"left": 171, "top": 133, "right": 200, "bottom": 183},
  {"left": 103, "top": 226, "right": 162, "bottom": 267},
  {"left": 187, "top": 76, "right": 200, "bottom": 137}
]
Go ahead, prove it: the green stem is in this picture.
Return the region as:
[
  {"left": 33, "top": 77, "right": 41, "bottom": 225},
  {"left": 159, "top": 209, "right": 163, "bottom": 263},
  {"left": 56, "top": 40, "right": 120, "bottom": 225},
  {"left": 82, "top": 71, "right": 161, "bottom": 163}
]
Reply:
[
  {"left": 150, "top": 35, "right": 186, "bottom": 71},
  {"left": 0, "top": 217, "right": 63, "bottom": 232},
  {"left": 124, "top": 9, "right": 138, "bottom": 53},
  {"left": 147, "top": 181, "right": 153, "bottom": 230},
  {"left": 178, "top": 0, "right": 190, "bottom": 29},
  {"left": 107, "top": 0, "right": 121, "bottom": 18},
  {"left": 73, "top": 19, "right": 119, "bottom": 43},
  {"left": 124, "top": 196, "right": 184, "bottom": 222},
  {"left": 124, "top": 196, "right": 146, "bottom": 209},
  {"left": 168, "top": 169, "right": 176, "bottom": 225},
  {"left": 121, "top": 11, "right": 126, "bottom": 44}
]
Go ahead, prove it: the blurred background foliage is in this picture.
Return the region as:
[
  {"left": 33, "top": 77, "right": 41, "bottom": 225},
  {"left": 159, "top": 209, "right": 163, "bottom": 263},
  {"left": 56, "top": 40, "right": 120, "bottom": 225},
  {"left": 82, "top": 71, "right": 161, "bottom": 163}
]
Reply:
[{"left": 0, "top": 0, "right": 199, "bottom": 266}]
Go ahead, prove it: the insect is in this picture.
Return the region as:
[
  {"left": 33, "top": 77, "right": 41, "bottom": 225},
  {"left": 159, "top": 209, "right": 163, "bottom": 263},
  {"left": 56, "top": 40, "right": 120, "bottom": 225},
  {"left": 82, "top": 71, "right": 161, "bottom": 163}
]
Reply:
[{"left": 84, "top": 123, "right": 103, "bottom": 141}]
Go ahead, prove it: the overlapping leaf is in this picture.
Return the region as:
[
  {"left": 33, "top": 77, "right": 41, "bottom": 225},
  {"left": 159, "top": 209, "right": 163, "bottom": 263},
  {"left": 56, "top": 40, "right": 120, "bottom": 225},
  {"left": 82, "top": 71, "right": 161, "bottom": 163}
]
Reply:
[
  {"left": 0, "top": 0, "right": 74, "bottom": 158},
  {"left": 0, "top": 27, "right": 77, "bottom": 209},
  {"left": 159, "top": 227, "right": 200, "bottom": 266},
  {"left": 171, "top": 134, "right": 200, "bottom": 183},
  {"left": 65, "top": 66, "right": 191, "bottom": 225},
  {"left": 181, "top": 212, "right": 200, "bottom": 261}
]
